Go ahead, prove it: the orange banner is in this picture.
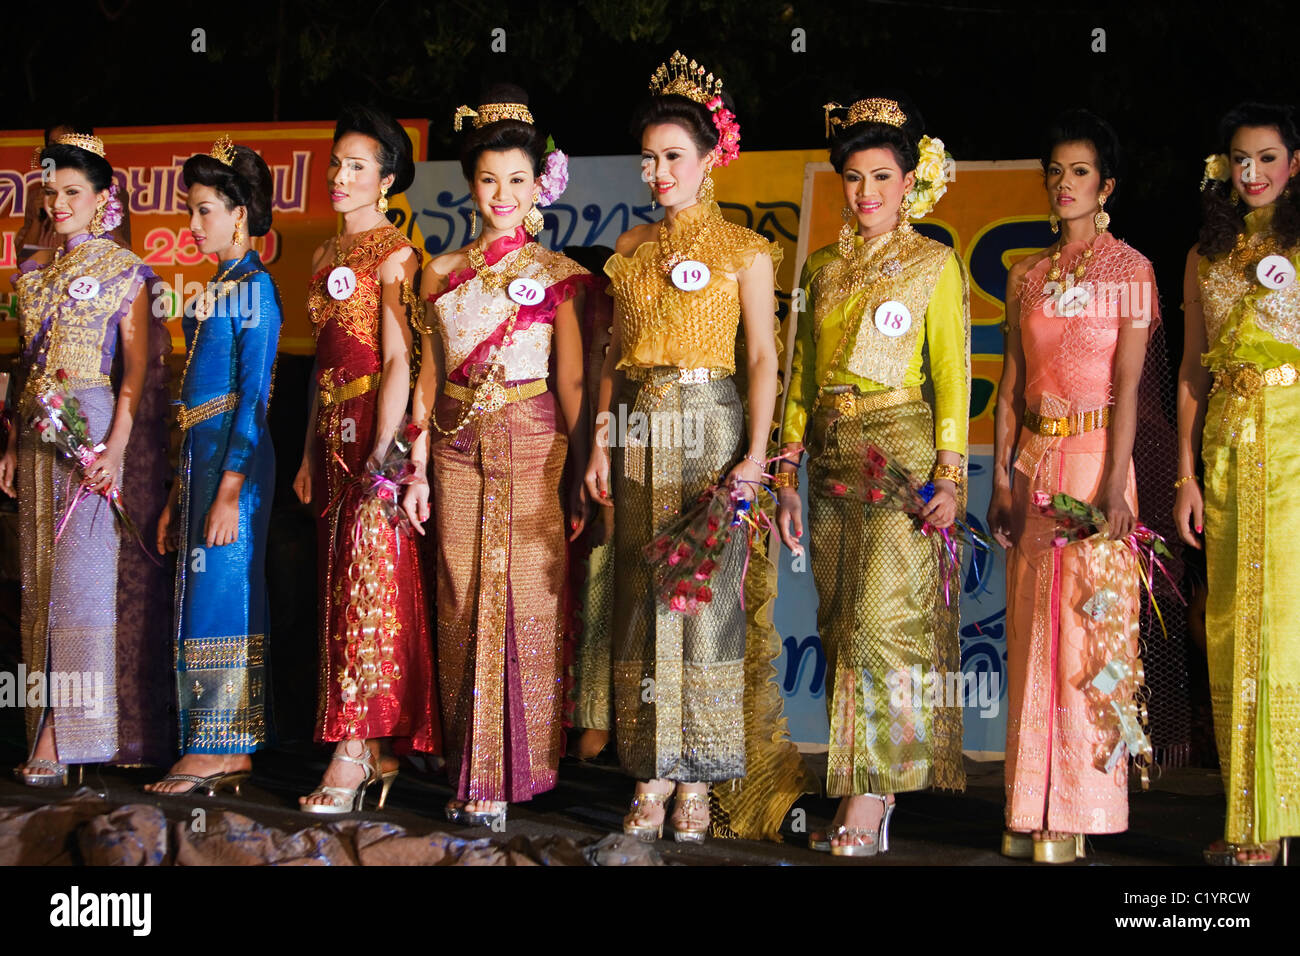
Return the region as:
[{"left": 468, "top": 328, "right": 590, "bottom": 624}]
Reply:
[{"left": 0, "top": 120, "right": 428, "bottom": 355}]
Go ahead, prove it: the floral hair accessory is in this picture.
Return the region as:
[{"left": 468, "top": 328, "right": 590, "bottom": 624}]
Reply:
[
  {"left": 100, "top": 183, "right": 124, "bottom": 234},
  {"left": 905, "top": 135, "right": 953, "bottom": 219},
  {"left": 1200, "top": 153, "right": 1230, "bottom": 192},
  {"left": 537, "top": 136, "right": 569, "bottom": 207},
  {"left": 707, "top": 95, "right": 741, "bottom": 167}
]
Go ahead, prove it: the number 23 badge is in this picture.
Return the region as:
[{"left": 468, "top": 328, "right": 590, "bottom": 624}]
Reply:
[{"left": 68, "top": 276, "right": 100, "bottom": 300}]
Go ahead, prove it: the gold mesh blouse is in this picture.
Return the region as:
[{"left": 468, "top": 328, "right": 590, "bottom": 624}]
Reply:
[{"left": 604, "top": 201, "right": 782, "bottom": 371}]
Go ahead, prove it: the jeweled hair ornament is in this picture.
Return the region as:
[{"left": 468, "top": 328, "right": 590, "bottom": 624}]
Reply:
[
  {"left": 55, "top": 133, "right": 106, "bottom": 158},
  {"left": 823, "top": 98, "right": 908, "bottom": 139},
  {"left": 648, "top": 51, "right": 723, "bottom": 105},
  {"left": 210, "top": 135, "right": 236, "bottom": 167},
  {"left": 453, "top": 103, "right": 535, "bottom": 131}
]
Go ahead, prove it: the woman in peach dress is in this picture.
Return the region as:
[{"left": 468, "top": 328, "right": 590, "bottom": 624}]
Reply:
[{"left": 989, "top": 110, "right": 1158, "bottom": 863}]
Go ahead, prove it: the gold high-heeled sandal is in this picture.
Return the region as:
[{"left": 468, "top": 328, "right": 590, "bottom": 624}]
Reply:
[
  {"left": 149, "top": 770, "right": 251, "bottom": 797},
  {"left": 300, "top": 747, "right": 379, "bottom": 815},
  {"left": 623, "top": 788, "right": 670, "bottom": 842},
  {"left": 1001, "top": 830, "right": 1033, "bottom": 859},
  {"left": 671, "top": 790, "right": 710, "bottom": 845},
  {"left": 1031, "top": 832, "right": 1078, "bottom": 864},
  {"left": 1204, "top": 840, "right": 1280, "bottom": 866}
]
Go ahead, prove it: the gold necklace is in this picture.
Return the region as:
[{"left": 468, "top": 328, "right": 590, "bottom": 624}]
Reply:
[
  {"left": 335, "top": 221, "right": 388, "bottom": 266},
  {"left": 180, "top": 259, "right": 262, "bottom": 394},
  {"left": 1046, "top": 235, "right": 1098, "bottom": 286},
  {"left": 468, "top": 237, "right": 536, "bottom": 293},
  {"left": 656, "top": 208, "right": 711, "bottom": 274}
]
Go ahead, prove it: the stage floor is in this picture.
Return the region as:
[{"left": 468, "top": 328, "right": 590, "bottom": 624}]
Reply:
[{"left": 0, "top": 744, "right": 1234, "bottom": 865}]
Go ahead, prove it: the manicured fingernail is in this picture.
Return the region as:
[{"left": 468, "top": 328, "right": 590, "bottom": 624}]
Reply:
[{"left": 1195, "top": 525, "right": 1202, "bottom": 533}]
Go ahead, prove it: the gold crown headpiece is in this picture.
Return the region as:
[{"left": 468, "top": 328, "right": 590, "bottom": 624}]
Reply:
[
  {"left": 453, "top": 102, "right": 535, "bottom": 132},
  {"left": 210, "top": 135, "right": 236, "bottom": 167},
  {"left": 823, "top": 98, "right": 908, "bottom": 139},
  {"left": 648, "top": 51, "right": 723, "bottom": 105},
  {"left": 55, "top": 133, "right": 106, "bottom": 158}
]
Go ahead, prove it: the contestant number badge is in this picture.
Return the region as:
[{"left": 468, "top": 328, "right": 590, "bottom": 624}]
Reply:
[
  {"left": 1257, "top": 254, "right": 1296, "bottom": 291},
  {"left": 671, "top": 260, "right": 711, "bottom": 292},
  {"left": 874, "top": 301, "right": 912, "bottom": 337},
  {"left": 68, "top": 276, "right": 100, "bottom": 301},
  {"left": 508, "top": 277, "right": 545, "bottom": 306},
  {"left": 327, "top": 266, "right": 357, "bottom": 301}
]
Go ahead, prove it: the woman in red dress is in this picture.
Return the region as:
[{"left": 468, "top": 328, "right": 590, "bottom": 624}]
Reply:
[{"left": 293, "top": 106, "right": 438, "bottom": 812}]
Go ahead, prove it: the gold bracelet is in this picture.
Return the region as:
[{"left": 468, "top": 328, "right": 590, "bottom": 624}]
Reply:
[
  {"left": 771, "top": 471, "right": 799, "bottom": 490},
  {"left": 932, "top": 463, "right": 966, "bottom": 485},
  {"left": 1173, "top": 474, "right": 1198, "bottom": 490}
]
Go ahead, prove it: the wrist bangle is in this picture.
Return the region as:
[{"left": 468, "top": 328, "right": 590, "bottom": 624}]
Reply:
[
  {"left": 1173, "top": 474, "right": 1198, "bottom": 490},
  {"left": 771, "top": 471, "right": 799, "bottom": 490},
  {"left": 744, "top": 453, "right": 765, "bottom": 469},
  {"left": 932, "top": 463, "right": 965, "bottom": 485}
]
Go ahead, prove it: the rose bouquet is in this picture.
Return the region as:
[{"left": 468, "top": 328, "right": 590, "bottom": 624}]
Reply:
[
  {"left": 821, "top": 442, "right": 992, "bottom": 604},
  {"left": 325, "top": 419, "right": 424, "bottom": 553},
  {"left": 642, "top": 484, "right": 764, "bottom": 615}
]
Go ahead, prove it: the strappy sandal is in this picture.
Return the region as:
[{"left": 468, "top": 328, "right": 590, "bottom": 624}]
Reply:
[
  {"left": 671, "top": 789, "right": 711, "bottom": 845},
  {"left": 623, "top": 787, "right": 671, "bottom": 842},
  {"left": 300, "top": 747, "right": 398, "bottom": 815},
  {"left": 1204, "top": 840, "right": 1280, "bottom": 866},
  {"left": 149, "top": 770, "right": 250, "bottom": 797},
  {"left": 14, "top": 758, "right": 69, "bottom": 788},
  {"left": 1032, "top": 832, "right": 1085, "bottom": 863},
  {"left": 830, "top": 794, "right": 895, "bottom": 857}
]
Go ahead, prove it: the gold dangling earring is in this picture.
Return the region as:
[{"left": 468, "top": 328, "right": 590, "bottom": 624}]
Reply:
[
  {"left": 469, "top": 206, "right": 478, "bottom": 238},
  {"left": 232, "top": 217, "right": 243, "bottom": 247},
  {"left": 89, "top": 202, "right": 106, "bottom": 236},
  {"left": 377, "top": 185, "right": 389, "bottom": 215},
  {"left": 1049, "top": 213, "right": 1060, "bottom": 234},
  {"left": 1230, "top": 189, "right": 1241, "bottom": 206},
  {"left": 896, "top": 194, "right": 914, "bottom": 235},
  {"left": 1093, "top": 193, "right": 1110, "bottom": 233},
  {"left": 523, "top": 200, "right": 544, "bottom": 237},
  {"left": 838, "top": 205, "right": 856, "bottom": 258},
  {"left": 698, "top": 171, "right": 716, "bottom": 203}
]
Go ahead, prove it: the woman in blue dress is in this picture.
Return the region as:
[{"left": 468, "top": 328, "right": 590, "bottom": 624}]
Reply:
[{"left": 146, "top": 137, "right": 282, "bottom": 795}]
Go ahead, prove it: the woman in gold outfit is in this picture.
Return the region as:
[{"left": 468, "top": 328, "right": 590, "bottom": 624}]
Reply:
[
  {"left": 776, "top": 96, "right": 969, "bottom": 856},
  {"left": 586, "top": 52, "right": 809, "bottom": 844},
  {"left": 1175, "top": 101, "right": 1300, "bottom": 866}
]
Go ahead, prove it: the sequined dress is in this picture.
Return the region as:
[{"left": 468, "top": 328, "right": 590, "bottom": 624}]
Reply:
[
  {"left": 428, "top": 226, "right": 590, "bottom": 802},
  {"left": 306, "top": 225, "right": 437, "bottom": 751},
  {"left": 605, "top": 201, "right": 812, "bottom": 838},
  {"left": 1197, "top": 205, "right": 1300, "bottom": 845},
  {"left": 172, "top": 251, "right": 281, "bottom": 754},
  {"left": 782, "top": 229, "right": 970, "bottom": 797},
  {"left": 13, "top": 232, "right": 172, "bottom": 765},
  {"left": 1003, "top": 232, "right": 1157, "bottom": 833}
]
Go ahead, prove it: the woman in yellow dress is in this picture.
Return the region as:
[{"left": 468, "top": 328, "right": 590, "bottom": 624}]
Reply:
[
  {"left": 585, "top": 52, "right": 807, "bottom": 844},
  {"left": 776, "top": 95, "right": 969, "bottom": 855},
  {"left": 1175, "top": 100, "right": 1300, "bottom": 865}
]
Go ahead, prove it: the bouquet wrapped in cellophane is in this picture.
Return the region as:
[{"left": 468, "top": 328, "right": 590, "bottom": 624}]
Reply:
[
  {"left": 821, "top": 442, "right": 992, "bottom": 605},
  {"left": 642, "top": 483, "right": 768, "bottom": 615},
  {"left": 1031, "top": 489, "right": 1183, "bottom": 788},
  {"left": 29, "top": 368, "right": 148, "bottom": 551}
]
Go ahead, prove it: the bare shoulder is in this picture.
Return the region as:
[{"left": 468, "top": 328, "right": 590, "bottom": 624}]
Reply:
[
  {"left": 29, "top": 249, "right": 55, "bottom": 268},
  {"left": 614, "top": 222, "right": 656, "bottom": 257},
  {"left": 426, "top": 247, "right": 468, "bottom": 280},
  {"left": 1184, "top": 244, "right": 1204, "bottom": 272},
  {"left": 310, "top": 238, "right": 333, "bottom": 274},
  {"left": 1008, "top": 248, "right": 1050, "bottom": 282}
]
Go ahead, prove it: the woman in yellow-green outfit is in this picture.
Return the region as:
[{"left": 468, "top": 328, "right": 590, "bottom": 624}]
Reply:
[
  {"left": 776, "top": 95, "right": 969, "bottom": 856},
  {"left": 1176, "top": 101, "right": 1300, "bottom": 866}
]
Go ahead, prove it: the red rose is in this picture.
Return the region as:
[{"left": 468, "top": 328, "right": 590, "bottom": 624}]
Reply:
[
  {"left": 830, "top": 482, "right": 848, "bottom": 496},
  {"left": 707, "top": 517, "right": 721, "bottom": 532},
  {"left": 48, "top": 394, "right": 63, "bottom": 409},
  {"left": 868, "top": 488, "right": 885, "bottom": 503},
  {"left": 675, "top": 580, "right": 692, "bottom": 597},
  {"left": 55, "top": 368, "right": 69, "bottom": 382},
  {"left": 696, "top": 585, "right": 713, "bottom": 602},
  {"left": 704, "top": 534, "right": 718, "bottom": 548},
  {"left": 402, "top": 422, "right": 422, "bottom": 443}
]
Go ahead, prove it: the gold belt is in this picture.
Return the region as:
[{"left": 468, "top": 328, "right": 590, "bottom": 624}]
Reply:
[
  {"left": 1023, "top": 404, "right": 1111, "bottom": 437},
  {"left": 817, "top": 385, "right": 922, "bottom": 419},
  {"left": 177, "top": 393, "right": 239, "bottom": 431},
  {"left": 1211, "top": 362, "right": 1299, "bottom": 399},
  {"left": 319, "top": 372, "right": 382, "bottom": 407},
  {"left": 444, "top": 377, "right": 547, "bottom": 410},
  {"left": 623, "top": 366, "right": 731, "bottom": 385}
]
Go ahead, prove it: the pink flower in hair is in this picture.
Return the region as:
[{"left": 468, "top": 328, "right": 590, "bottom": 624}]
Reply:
[
  {"left": 99, "top": 183, "right": 123, "bottom": 234},
  {"left": 706, "top": 96, "right": 741, "bottom": 167},
  {"left": 537, "top": 149, "right": 569, "bottom": 207}
]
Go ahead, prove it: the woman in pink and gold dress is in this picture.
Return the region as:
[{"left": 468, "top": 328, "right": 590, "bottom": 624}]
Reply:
[{"left": 989, "top": 110, "right": 1158, "bottom": 863}]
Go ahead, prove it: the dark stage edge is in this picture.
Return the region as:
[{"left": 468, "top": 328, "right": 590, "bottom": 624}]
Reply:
[{"left": 0, "top": 747, "right": 1234, "bottom": 866}]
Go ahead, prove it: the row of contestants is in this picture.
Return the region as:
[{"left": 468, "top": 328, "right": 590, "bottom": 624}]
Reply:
[{"left": 2, "top": 59, "right": 1296, "bottom": 864}]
